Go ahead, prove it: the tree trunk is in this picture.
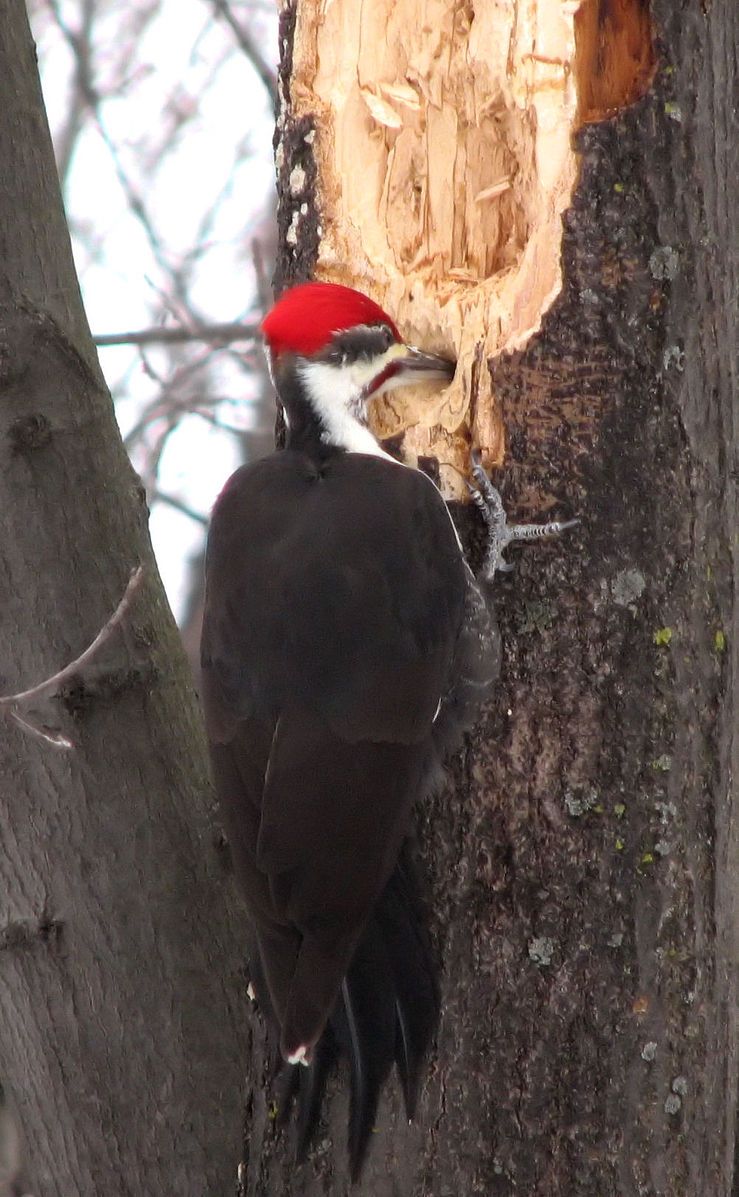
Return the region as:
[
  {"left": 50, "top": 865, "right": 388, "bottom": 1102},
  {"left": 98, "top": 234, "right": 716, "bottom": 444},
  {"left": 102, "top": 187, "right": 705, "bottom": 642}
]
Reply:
[
  {"left": 239, "top": 0, "right": 738, "bottom": 1193},
  {"left": 0, "top": 5, "right": 250, "bottom": 1194}
]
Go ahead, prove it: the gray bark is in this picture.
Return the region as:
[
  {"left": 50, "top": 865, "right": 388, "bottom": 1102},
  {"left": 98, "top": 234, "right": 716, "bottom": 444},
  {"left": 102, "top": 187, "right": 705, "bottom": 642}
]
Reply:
[{"left": 0, "top": 5, "right": 249, "bottom": 1194}]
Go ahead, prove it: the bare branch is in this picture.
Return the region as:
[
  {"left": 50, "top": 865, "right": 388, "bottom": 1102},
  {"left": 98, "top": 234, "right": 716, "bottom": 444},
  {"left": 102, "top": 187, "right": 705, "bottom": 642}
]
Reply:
[
  {"left": 210, "top": 0, "right": 279, "bottom": 111},
  {"left": 122, "top": 347, "right": 229, "bottom": 471},
  {"left": 94, "top": 321, "right": 258, "bottom": 348},
  {"left": 0, "top": 567, "right": 145, "bottom": 750},
  {"left": 153, "top": 492, "right": 209, "bottom": 527},
  {"left": 45, "top": 0, "right": 180, "bottom": 289},
  {"left": 34, "top": 0, "right": 277, "bottom": 631}
]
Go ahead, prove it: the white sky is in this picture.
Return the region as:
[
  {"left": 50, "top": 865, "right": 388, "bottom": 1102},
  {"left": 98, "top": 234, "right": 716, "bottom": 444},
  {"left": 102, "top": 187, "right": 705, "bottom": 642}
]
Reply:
[{"left": 33, "top": 0, "right": 279, "bottom": 617}]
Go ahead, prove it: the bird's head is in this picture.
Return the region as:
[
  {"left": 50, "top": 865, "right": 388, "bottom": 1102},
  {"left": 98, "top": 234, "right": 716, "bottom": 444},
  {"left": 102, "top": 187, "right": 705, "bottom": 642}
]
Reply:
[{"left": 260, "top": 282, "right": 455, "bottom": 455}]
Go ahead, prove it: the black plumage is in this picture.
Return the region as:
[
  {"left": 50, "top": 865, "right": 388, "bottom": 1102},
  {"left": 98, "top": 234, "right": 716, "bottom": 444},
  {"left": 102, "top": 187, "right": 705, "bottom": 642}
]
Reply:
[{"left": 200, "top": 283, "right": 499, "bottom": 1173}]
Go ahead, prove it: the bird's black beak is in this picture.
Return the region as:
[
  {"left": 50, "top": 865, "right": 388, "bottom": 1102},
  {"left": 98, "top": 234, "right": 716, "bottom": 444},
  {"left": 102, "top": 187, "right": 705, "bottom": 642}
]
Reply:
[
  {"left": 394, "top": 344, "right": 456, "bottom": 384},
  {"left": 363, "top": 343, "right": 456, "bottom": 399}
]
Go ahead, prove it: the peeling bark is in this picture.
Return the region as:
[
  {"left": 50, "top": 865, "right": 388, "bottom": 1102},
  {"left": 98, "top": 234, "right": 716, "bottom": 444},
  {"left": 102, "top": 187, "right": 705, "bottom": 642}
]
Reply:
[{"left": 245, "top": 0, "right": 738, "bottom": 1193}]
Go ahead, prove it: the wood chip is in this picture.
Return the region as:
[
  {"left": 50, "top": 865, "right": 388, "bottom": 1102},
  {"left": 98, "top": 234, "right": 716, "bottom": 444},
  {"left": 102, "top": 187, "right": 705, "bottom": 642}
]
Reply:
[
  {"left": 475, "top": 179, "right": 512, "bottom": 202},
  {"left": 360, "top": 89, "right": 402, "bottom": 129},
  {"left": 379, "top": 81, "right": 421, "bottom": 110}
]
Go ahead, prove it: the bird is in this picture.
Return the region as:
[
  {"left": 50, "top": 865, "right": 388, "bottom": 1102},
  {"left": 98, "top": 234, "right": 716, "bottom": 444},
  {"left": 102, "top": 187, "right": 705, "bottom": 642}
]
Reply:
[{"left": 200, "top": 280, "right": 572, "bottom": 1175}]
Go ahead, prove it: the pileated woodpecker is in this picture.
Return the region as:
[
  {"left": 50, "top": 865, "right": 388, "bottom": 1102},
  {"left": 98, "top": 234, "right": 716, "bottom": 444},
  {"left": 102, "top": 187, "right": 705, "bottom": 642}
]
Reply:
[{"left": 201, "top": 282, "right": 573, "bottom": 1174}]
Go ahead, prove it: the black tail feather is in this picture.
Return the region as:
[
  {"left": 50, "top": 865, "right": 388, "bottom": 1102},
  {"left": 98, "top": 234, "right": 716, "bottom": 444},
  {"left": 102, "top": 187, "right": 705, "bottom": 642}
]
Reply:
[
  {"left": 374, "top": 859, "right": 440, "bottom": 1120},
  {"left": 274, "top": 1057, "right": 300, "bottom": 1137},
  {"left": 333, "top": 920, "right": 398, "bottom": 1179},
  {"left": 295, "top": 1032, "right": 336, "bottom": 1160},
  {"left": 254, "top": 844, "right": 439, "bottom": 1177}
]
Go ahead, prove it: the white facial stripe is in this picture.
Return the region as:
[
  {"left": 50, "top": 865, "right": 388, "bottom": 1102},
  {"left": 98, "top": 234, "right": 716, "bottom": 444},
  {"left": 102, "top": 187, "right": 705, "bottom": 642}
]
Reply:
[
  {"left": 299, "top": 347, "right": 465, "bottom": 624},
  {"left": 297, "top": 347, "right": 406, "bottom": 458}
]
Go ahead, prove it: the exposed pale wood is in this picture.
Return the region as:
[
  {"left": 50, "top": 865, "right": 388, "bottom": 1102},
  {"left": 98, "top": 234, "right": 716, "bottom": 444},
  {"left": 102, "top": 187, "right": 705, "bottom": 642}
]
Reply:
[
  {"left": 282, "top": 0, "right": 656, "bottom": 495},
  {"left": 284, "top": 0, "right": 586, "bottom": 490}
]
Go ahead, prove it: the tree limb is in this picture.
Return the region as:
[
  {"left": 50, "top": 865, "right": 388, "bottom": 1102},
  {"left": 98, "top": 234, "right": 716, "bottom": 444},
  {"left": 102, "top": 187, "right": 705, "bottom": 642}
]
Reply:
[
  {"left": 95, "top": 321, "right": 258, "bottom": 348},
  {"left": 210, "top": 0, "right": 279, "bottom": 112}
]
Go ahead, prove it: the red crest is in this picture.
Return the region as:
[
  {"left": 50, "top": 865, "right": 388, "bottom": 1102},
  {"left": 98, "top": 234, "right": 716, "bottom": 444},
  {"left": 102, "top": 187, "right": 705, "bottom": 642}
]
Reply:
[{"left": 261, "top": 282, "right": 400, "bottom": 357}]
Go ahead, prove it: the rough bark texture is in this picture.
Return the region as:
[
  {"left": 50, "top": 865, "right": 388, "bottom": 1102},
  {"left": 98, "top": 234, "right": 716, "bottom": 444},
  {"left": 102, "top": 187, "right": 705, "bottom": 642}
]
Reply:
[
  {"left": 0, "top": 6, "right": 249, "bottom": 1194},
  {"left": 239, "top": 0, "right": 738, "bottom": 1193}
]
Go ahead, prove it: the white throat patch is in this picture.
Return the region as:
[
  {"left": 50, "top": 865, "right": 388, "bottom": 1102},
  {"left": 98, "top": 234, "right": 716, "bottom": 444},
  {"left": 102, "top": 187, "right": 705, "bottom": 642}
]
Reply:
[
  {"left": 297, "top": 355, "right": 396, "bottom": 459},
  {"left": 298, "top": 350, "right": 465, "bottom": 565}
]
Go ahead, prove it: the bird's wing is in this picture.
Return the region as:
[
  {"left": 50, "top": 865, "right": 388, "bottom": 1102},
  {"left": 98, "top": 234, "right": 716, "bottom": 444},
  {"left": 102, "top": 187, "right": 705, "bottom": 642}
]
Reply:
[
  {"left": 200, "top": 449, "right": 466, "bottom": 1052},
  {"left": 201, "top": 450, "right": 467, "bottom": 745}
]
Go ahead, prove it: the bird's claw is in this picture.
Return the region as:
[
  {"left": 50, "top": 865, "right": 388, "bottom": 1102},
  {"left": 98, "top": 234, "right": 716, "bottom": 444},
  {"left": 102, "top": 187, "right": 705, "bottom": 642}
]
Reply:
[{"left": 467, "top": 453, "right": 579, "bottom": 581}]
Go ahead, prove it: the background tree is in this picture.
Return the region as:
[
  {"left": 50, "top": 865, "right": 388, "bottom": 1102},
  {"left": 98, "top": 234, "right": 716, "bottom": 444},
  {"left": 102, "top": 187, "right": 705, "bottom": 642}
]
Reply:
[{"left": 0, "top": 4, "right": 252, "bottom": 1193}]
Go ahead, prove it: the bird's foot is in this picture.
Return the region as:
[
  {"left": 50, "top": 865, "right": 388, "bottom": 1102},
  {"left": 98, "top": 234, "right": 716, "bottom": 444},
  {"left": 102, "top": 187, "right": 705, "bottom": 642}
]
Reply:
[{"left": 468, "top": 450, "right": 579, "bottom": 582}]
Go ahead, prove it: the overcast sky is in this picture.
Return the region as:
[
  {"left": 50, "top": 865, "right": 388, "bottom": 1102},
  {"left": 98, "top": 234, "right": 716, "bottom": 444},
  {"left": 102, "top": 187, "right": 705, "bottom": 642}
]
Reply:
[{"left": 34, "top": 0, "right": 279, "bottom": 616}]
